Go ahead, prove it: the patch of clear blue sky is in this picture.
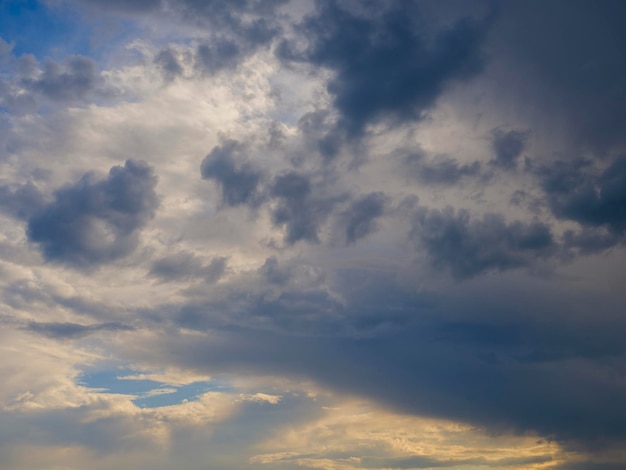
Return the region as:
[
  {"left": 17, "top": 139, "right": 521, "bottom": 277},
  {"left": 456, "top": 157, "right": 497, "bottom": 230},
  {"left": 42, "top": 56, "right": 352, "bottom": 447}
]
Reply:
[
  {"left": 0, "top": 0, "right": 140, "bottom": 63},
  {"left": 0, "top": 0, "right": 91, "bottom": 59},
  {"left": 79, "top": 367, "right": 234, "bottom": 408}
]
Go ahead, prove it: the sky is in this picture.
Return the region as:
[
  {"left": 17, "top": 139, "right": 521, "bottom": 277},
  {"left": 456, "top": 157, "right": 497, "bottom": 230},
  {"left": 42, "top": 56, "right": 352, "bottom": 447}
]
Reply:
[{"left": 0, "top": 0, "right": 626, "bottom": 469}]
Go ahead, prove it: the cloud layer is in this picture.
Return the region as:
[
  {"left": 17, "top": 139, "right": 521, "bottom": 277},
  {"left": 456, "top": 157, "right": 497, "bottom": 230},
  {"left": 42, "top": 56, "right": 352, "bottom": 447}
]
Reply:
[{"left": 1, "top": 1, "right": 626, "bottom": 469}]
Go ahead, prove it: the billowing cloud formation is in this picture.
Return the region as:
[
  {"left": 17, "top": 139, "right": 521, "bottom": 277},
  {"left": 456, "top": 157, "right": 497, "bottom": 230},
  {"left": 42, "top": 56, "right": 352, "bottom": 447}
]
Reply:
[
  {"left": 539, "top": 155, "right": 626, "bottom": 235},
  {"left": 270, "top": 171, "right": 344, "bottom": 245},
  {"left": 412, "top": 207, "right": 555, "bottom": 279},
  {"left": 342, "top": 192, "right": 388, "bottom": 244},
  {"left": 27, "top": 160, "right": 158, "bottom": 267},
  {"left": 200, "top": 140, "right": 264, "bottom": 208},
  {"left": 279, "top": 0, "right": 492, "bottom": 134},
  {"left": 1, "top": 1, "right": 626, "bottom": 469},
  {"left": 0, "top": 54, "right": 118, "bottom": 112}
]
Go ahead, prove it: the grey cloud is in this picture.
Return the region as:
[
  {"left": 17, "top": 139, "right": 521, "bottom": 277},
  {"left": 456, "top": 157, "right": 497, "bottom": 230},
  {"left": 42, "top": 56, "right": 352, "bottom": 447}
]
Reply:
[
  {"left": 563, "top": 228, "right": 623, "bottom": 255},
  {"left": 0, "top": 182, "right": 45, "bottom": 220},
  {"left": 200, "top": 140, "right": 265, "bottom": 208},
  {"left": 342, "top": 192, "right": 388, "bottom": 244},
  {"left": 411, "top": 207, "right": 556, "bottom": 279},
  {"left": 70, "top": 0, "right": 162, "bottom": 14},
  {"left": 149, "top": 252, "right": 227, "bottom": 283},
  {"left": 552, "top": 462, "right": 626, "bottom": 470},
  {"left": 21, "top": 55, "right": 114, "bottom": 103},
  {"left": 27, "top": 160, "right": 159, "bottom": 268},
  {"left": 259, "top": 256, "right": 290, "bottom": 285},
  {"left": 411, "top": 155, "right": 482, "bottom": 185},
  {"left": 360, "top": 454, "right": 552, "bottom": 469},
  {"left": 259, "top": 256, "right": 326, "bottom": 289},
  {"left": 538, "top": 155, "right": 626, "bottom": 235},
  {"left": 270, "top": 171, "right": 344, "bottom": 245},
  {"left": 278, "top": 0, "right": 493, "bottom": 135},
  {"left": 490, "top": 128, "right": 529, "bottom": 170},
  {"left": 298, "top": 110, "right": 344, "bottom": 162},
  {"left": 492, "top": 0, "right": 626, "bottom": 154},
  {"left": 156, "top": 283, "right": 626, "bottom": 452},
  {"left": 193, "top": 17, "right": 279, "bottom": 74},
  {"left": 26, "top": 321, "right": 134, "bottom": 339},
  {"left": 154, "top": 47, "right": 183, "bottom": 81}
]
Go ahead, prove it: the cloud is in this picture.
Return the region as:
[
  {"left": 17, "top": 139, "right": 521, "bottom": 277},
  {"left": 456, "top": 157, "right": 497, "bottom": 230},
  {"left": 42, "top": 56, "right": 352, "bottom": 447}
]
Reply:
[
  {"left": 194, "top": 20, "right": 278, "bottom": 75},
  {"left": 149, "top": 252, "right": 227, "bottom": 283},
  {"left": 538, "top": 155, "right": 626, "bottom": 235},
  {"left": 489, "top": 0, "right": 626, "bottom": 154},
  {"left": 411, "top": 207, "right": 556, "bottom": 279},
  {"left": 490, "top": 128, "right": 529, "bottom": 170},
  {"left": 71, "top": 0, "right": 162, "bottom": 14},
  {"left": 27, "top": 160, "right": 159, "bottom": 268},
  {"left": 153, "top": 48, "right": 184, "bottom": 81},
  {"left": 341, "top": 192, "right": 388, "bottom": 244},
  {"left": 0, "top": 182, "right": 46, "bottom": 220},
  {"left": 278, "top": 0, "right": 492, "bottom": 135},
  {"left": 26, "top": 321, "right": 134, "bottom": 339},
  {"left": 2, "top": 1, "right": 626, "bottom": 468},
  {"left": 200, "top": 140, "right": 265, "bottom": 208},
  {"left": 269, "top": 171, "right": 344, "bottom": 245},
  {"left": 20, "top": 55, "right": 117, "bottom": 103},
  {"left": 409, "top": 154, "right": 482, "bottom": 185}
]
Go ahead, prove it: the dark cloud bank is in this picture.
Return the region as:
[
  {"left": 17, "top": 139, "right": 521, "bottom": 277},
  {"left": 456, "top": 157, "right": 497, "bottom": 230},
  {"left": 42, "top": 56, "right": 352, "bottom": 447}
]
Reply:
[{"left": 183, "top": 2, "right": 626, "bottom": 463}]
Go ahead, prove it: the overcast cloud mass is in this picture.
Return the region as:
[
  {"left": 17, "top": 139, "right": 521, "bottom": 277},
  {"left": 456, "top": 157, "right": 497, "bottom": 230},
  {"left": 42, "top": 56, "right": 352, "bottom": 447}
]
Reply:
[{"left": 1, "top": 1, "right": 626, "bottom": 469}]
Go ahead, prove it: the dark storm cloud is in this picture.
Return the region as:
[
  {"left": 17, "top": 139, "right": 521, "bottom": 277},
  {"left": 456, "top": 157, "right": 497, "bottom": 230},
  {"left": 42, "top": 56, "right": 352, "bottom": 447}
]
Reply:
[
  {"left": 27, "top": 160, "right": 159, "bottom": 268},
  {"left": 490, "top": 128, "right": 529, "bottom": 170},
  {"left": 269, "top": 171, "right": 344, "bottom": 245},
  {"left": 411, "top": 207, "right": 556, "bottom": 279},
  {"left": 26, "top": 321, "right": 134, "bottom": 339},
  {"left": 563, "top": 228, "right": 623, "bottom": 255},
  {"left": 200, "top": 140, "right": 265, "bottom": 208},
  {"left": 158, "top": 275, "right": 626, "bottom": 452},
  {"left": 538, "top": 155, "right": 626, "bottom": 235},
  {"left": 493, "top": 0, "right": 626, "bottom": 154},
  {"left": 149, "top": 252, "right": 227, "bottom": 283},
  {"left": 341, "top": 192, "right": 388, "bottom": 244},
  {"left": 552, "top": 463, "right": 626, "bottom": 470},
  {"left": 278, "top": 0, "right": 492, "bottom": 135}
]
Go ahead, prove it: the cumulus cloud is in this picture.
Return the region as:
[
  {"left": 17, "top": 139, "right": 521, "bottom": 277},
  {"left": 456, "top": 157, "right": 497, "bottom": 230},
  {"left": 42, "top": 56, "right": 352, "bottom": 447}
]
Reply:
[
  {"left": 490, "top": 128, "right": 529, "bottom": 170},
  {"left": 538, "top": 155, "right": 626, "bottom": 235},
  {"left": 200, "top": 140, "right": 265, "bottom": 208},
  {"left": 341, "top": 192, "right": 388, "bottom": 244},
  {"left": 411, "top": 207, "right": 556, "bottom": 279},
  {"left": 269, "top": 171, "right": 345, "bottom": 245},
  {"left": 409, "top": 153, "right": 482, "bottom": 185},
  {"left": 27, "top": 160, "right": 159, "bottom": 268},
  {"left": 278, "top": 0, "right": 493, "bottom": 135},
  {"left": 2, "top": 1, "right": 626, "bottom": 468}
]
